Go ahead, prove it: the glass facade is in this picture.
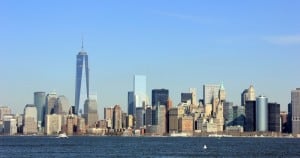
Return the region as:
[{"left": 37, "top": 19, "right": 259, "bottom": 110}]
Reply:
[
  {"left": 127, "top": 91, "right": 135, "bottom": 116},
  {"left": 34, "top": 92, "right": 45, "bottom": 127},
  {"left": 256, "top": 96, "right": 268, "bottom": 132},
  {"left": 134, "top": 75, "right": 147, "bottom": 108},
  {"left": 75, "top": 51, "right": 89, "bottom": 115},
  {"left": 152, "top": 89, "right": 169, "bottom": 107}
]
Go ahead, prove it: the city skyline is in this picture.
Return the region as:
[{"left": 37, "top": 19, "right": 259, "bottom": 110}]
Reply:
[{"left": 1, "top": 1, "right": 300, "bottom": 116}]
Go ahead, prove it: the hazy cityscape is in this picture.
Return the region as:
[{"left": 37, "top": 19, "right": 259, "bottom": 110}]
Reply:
[{"left": 0, "top": 44, "right": 299, "bottom": 138}]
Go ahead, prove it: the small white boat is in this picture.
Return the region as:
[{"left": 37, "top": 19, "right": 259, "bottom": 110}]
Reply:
[
  {"left": 57, "top": 133, "right": 68, "bottom": 138},
  {"left": 203, "top": 145, "right": 207, "bottom": 149}
]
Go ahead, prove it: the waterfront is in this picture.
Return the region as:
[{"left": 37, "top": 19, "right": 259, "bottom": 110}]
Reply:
[{"left": 0, "top": 136, "right": 299, "bottom": 157}]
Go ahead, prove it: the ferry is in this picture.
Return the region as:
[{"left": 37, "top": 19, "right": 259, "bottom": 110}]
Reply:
[{"left": 57, "top": 133, "right": 68, "bottom": 138}]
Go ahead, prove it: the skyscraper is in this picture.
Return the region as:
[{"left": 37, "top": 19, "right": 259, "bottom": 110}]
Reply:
[
  {"left": 127, "top": 91, "right": 135, "bottom": 116},
  {"left": 84, "top": 99, "right": 98, "bottom": 127},
  {"left": 23, "top": 104, "right": 38, "bottom": 134},
  {"left": 189, "top": 88, "right": 198, "bottom": 105},
  {"left": 256, "top": 95, "right": 268, "bottom": 132},
  {"left": 152, "top": 89, "right": 169, "bottom": 107},
  {"left": 34, "top": 92, "right": 45, "bottom": 128},
  {"left": 134, "top": 75, "right": 147, "bottom": 108},
  {"left": 245, "top": 101, "right": 256, "bottom": 131},
  {"left": 268, "top": 103, "right": 280, "bottom": 132},
  {"left": 46, "top": 92, "right": 57, "bottom": 115},
  {"left": 241, "top": 85, "right": 256, "bottom": 106},
  {"left": 291, "top": 88, "right": 300, "bottom": 135},
  {"left": 113, "top": 105, "right": 122, "bottom": 130},
  {"left": 75, "top": 44, "right": 89, "bottom": 115},
  {"left": 203, "top": 84, "right": 220, "bottom": 105}
]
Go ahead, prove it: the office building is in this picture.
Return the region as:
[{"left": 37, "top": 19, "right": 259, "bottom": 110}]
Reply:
[
  {"left": 75, "top": 44, "right": 89, "bottom": 115},
  {"left": 190, "top": 88, "right": 198, "bottom": 105},
  {"left": 84, "top": 99, "right": 98, "bottom": 127},
  {"left": 256, "top": 95, "right": 268, "bottom": 132},
  {"left": 128, "top": 91, "right": 135, "bottom": 116},
  {"left": 145, "top": 106, "right": 152, "bottom": 126},
  {"left": 135, "top": 107, "right": 145, "bottom": 129},
  {"left": 113, "top": 105, "right": 122, "bottom": 130},
  {"left": 46, "top": 92, "right": 57, "bottom": 114},
  {"left": 223, "top": 102, "right": 234, "bottom": 127},
  {"left": 45, "top": 114, "right": 62, "bottom": 135},
  {"left": 23, "top": 104, "right": 38, "bottom": 134},
  {"left": 280, "top": 112, "right": 288, "bottom": 133},
  {"left": 54, "top": 96, "right": 71, "bottom": 115},
  {"left": 203, "top": 84, "right": 220, "bottom": 105},
  {"left": 233, "top": 106, "right": 245, "bottom": 127},
  {"left": 178, "top": 116, "right": 193, "bottom": 133},
  {"left": 134, "top": 75, "right": 147, "bottom": 108},
  {"left": 245, "top": 101, "right": 256, "bottom": 131},
  {"left": 268, "top": 103, "right": 280, "bottom": 132},
  {"left": 3, "top": 118, "right": 17, "bottom": 135},
  {"left": 126, "top": 115, "right": 134, "bottom": 129},
  {"left": 34, "top": 92, "right": 46, "bottom": 128},
  {"left": 291, "top": 88, "right": 300, "bottom": 134},
  {"left": 0, "top": 106, "right": 11, "bottom": 121},
  {"left": 155, "top": 105, "right": 166, "bottom": 135},
  {"left": 241, "top": 85, "right": 256, "bottom": 106},
  {"left": 152, "top": 89, "right": 169, "bottom": 107},
  {"left": 181, "top": 93, "right": 192, "bottom": 103}
]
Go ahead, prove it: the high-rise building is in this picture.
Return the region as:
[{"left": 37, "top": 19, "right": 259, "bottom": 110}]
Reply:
[
  {"left": 241, "top": 85, "right": 256, "bottom": 106},
  {"left": 23, "top": 104, "right": 38, "bottom": 134},
  {"left": 46, "top": 92, "right": 57, "bottom": 114},
  {"left": 280, "top": 112, "right": 288, "bottom": 133},
  {"left": 190, "top": 88, "right": 198, "bottom": 105},
  {"left": 247, "top": 85, "right": 256, "bottom": 101},
  {"left": 155, "top": 105, "right": 166, "bottom": 135},
  {"left": 233, "top": 106, "right": 245, "bottom": 127},
  {"left": 203, "top": 84, "right": 220, "bottom": 105},
  {"left": 3, "top": 118, "right": 17, "bottom": 135},
  {"left": 256, "top": 95, "right": 268, "bottom": 132},
  {"left": 224, "top": 102, "right": 234, "bottom": 127},
  {"left": 104, "top": 107, "right": 113, "bottom": 128},
  {"left": 145, "top": 106, "right": 152, "bottom": 126},
  {"left": 0, "top": 106, "right": 11, "bottom": 121},
  {"left": 268, "top": 103, "right": 280, "bottom": 132},
  {"left": 245, "top": 101, "right": 256, "bottom": 131},
  {"left": 84, "top": 99, "right": 98, "bottom": 127},
  {"left": 178, "top": 116, "right": 193, "bottom": 134},
  {"left": 152, "top": 89, "right": 169, "bottom": 107},
  {"left": 169, "top": 107, "right": 179, "bottom": 133},
  {"left": 113, "top": 105, "right": 122, "bottom": 130},
  {"left": 241, "top": 89, "right": 248, "bottom": 106},
  {"left": 75, "top": 44, "right": 89, "bottom": 115},
  {"left": 34, "top": 92, "right": 46, "bottom": 129},
  {"left": 53, "top": 96, "right": 71, "bottom": 115},
  {"left": 181, "top": 93, "right": 192, "bottom": 103},
  {"left": 128, "top": 91, "right": 135, "bottom": 116},
  {"left": 291, "top": 88, "right": 300, "bottom": 135},
  {"left": 135, "top": 107, "right": 145, "bottom": 129},
  {"left": 45, "top": 114, "right": 62, "bottom": 135},
  {"left": 134, "top": 75, "right": 147, "bottom": 108}
]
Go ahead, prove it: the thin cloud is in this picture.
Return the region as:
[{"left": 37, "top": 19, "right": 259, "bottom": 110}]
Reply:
[{"left": 262, "top": 34, "right": 300, "bottom": 45}]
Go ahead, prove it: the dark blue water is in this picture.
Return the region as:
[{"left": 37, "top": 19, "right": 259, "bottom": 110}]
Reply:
[{"left": 0, "top": 136, "right": 299, "bottom": 157}]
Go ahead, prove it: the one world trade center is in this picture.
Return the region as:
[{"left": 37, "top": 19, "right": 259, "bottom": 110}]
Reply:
[{"left": 75, "top": 43, "right": 89, "bottom": 115}]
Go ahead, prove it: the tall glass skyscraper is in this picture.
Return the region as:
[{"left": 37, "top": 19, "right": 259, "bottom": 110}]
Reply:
[
  {"left": 256, "top": 95, "right": 268, "bottom": 132},
  {"left": 134, "top": 75, "right": 147, "bottom": 108},
  {"left": 75, "top": 45, "right": 89, "bottom": 115},
  {"left": 34, "top": 92, "right": 45, "bottom": 128}
]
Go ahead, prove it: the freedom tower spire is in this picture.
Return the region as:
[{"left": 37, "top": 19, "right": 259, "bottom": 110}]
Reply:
[{"left": 75, "top": 39, "right": 89, "bottom": 115}]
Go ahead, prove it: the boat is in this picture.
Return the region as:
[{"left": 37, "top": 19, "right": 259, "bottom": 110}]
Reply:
[
  {"left": 203, "top": 145, "right": 207, "bottom": 149},
  {"left": 57, "top": 133, "right": 68, "bottom": 138},
  {"left": 170, "top": 132, "right": 188, "bottom": 137}
]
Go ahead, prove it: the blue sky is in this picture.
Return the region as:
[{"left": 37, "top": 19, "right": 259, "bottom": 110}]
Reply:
[{"left": 0, "top": 1, "right": 300, "bottom": 117}]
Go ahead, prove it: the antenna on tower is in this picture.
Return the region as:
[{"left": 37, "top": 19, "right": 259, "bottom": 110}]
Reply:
[{"left": 81, "top": 35, "right": 84, "bottom": 51}]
